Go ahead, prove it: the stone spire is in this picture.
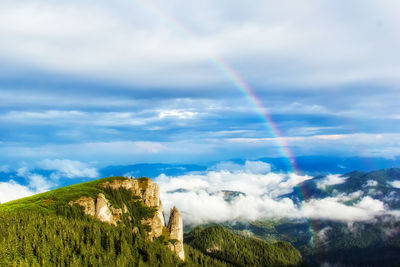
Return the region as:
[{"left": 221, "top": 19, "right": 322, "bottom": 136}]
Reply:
[{"left": 167, "top": 206, "right": 185, "bottom": 261}]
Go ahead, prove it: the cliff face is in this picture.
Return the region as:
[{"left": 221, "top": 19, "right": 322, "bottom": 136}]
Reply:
[
  {"left": 167, "top": 206, "right": 185, "bottom": 261},
  {"left": 70, "top": 177, "right": 184, "bottom": 261},
  {"left": 101, "top": 178, "right": 165, "bottom": 239},
  {"left": 69, "top": 193, "right": 124, "bottom": 226}
]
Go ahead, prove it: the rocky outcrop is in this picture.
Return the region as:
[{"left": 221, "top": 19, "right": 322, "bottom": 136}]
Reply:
[
  {"left": 167, "top": 206, "right": 185, "bottom": 261},
  {"left": 71, "top": 177, "right": 184, "bottom": 261},
  {"left": 141, "top": 201, "right": 165, "bottom": 239},
  {"left": 69, "top": 196, "right": 95, "bottom": 216},
  {"left": 95, "top": 193, "right": 122, "bottom": 226},
  {"left": 69, "top": 194, "right": 122, "bottom": 226},
  {"left": 101, "top": 178, "right": 161, "bottom": 207},
  {"left": 102, "top": 178, "right": 165, "bottom": 239}
]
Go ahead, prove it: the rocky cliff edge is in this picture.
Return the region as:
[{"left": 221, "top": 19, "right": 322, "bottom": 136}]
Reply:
[{"left": 69, "top": 177, "right": 185, "bottom": 261}]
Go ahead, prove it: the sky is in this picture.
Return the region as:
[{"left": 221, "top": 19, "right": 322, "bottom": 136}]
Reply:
[{"left": 1, "top": 0, "right": 400, "bottom": 171}]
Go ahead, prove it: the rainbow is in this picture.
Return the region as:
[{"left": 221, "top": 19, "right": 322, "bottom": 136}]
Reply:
[
  {"left": 132, "top": 0, "right": 299, "bottom": 173},
  {"left": 131, "top": 1, "right": 320, "bottom": 260}
]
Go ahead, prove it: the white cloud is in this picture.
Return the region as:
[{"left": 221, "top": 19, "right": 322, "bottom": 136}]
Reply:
[
  {"left": 355, "top": 196, "right": 385, "bottom": 212},
  {"left": 0, "top": 110, "right": 149, "bottom": 126},
  {"left": 364, "top": 180, "right": 378, "bottom": 187},
  {"left": 0, "top": 0, "right": 399, "bottom": 87},
  {"left": 301, "top": 196, "right": 385, "bottom": 222},
  {"left": 317, "top": 226, "right": 332, "bottom": 243},
  {"left": 16, "top": 166, "right": 53, "bottom": 192},
  {"left": 243, "top": 161, "right": 271, "bottom": 174},
  {"left": 157, "top": 166, "right": 312, "bottom": 222},
  {"left": 317, "top": 174, "right": 347, "bottom": 189},
  {"left": 2, "top": 159, "right": 98, "bottom": 201},
  {"left": 0, "top": 180, "right": 35, "bottom": 203},
  {"left": 17, "top": 166, "right": 30, "bottom": 177},
  {"left": 27, "top": 174, "right": 52, "bottom": 193},
  {"left": 226, "top": 133, "right": 400, "bottom": 159},
  {"left": 390, "top": 181, "right": 400, "bottom": 189},
  {"left": 158, "top": 110, "right": 198, "bottom": 119},
  {"left": 156, "top": 166, "right": 393, "bottom": 225},
  {"left": 1, "top": 141, "right": 170, "bottom": 164},
  {"left": 39, "top": 159, "right": 98, "bottom": 179},
  {"left": 208, "top": 160, "right": 271, "bottom": 174},
  {"left": 2, "top": 159, "right": 97, "bottom": 202}
]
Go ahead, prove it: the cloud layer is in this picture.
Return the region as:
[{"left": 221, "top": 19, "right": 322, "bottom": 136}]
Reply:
[{"left": 157, "top": 161, "right": 391, "bottom": 225}]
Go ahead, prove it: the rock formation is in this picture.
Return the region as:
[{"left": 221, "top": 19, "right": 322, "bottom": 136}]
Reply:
[
  {"left": 71, "top": 177, "right": 184, "bottom": 261},
  {"left": 101, "top": 178, "right": 161, "bottom": 206},
  {"left": 69, "top": 193, "right": 122, "bottom": 226},
  {"left": 95, "top": 193, "right": 123, "bottom": 226},
  {"left": 69, "top": 196, "right": 95, "bottom": 216},
  {"left": 167, "top": 206, "right": 185, "bottom": 261},
  {"left": 101, "top": 178, "right": 165, "bottom": 239}
]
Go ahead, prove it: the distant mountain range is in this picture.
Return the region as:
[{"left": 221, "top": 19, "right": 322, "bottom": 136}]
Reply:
[
  {"left": 2, "top": 156, "right": 400, "bottom": 189},
  {"left": 282, "top": 168, "right": 400, "bottom": 209},
  {"left": 98, "top": 156, "right": 400, "bottom": 177},
  {"left": 220, "top": 168, "right": 400, "bottom": 266}
]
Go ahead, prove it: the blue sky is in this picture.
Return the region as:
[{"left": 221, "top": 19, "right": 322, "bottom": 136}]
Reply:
[{"left": 1, "top": 0, "right": 400, "bottom": 171}]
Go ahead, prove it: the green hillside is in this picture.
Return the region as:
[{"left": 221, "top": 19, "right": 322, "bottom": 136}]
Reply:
[
  {"left": 185, "top": 226, "right": 302, "bottom": 267},
  {"left": 0, "top": 176, "right": 302, "bottom": 266},
  {"left": 0, "top": 176, "right": 132, "bottom": 214}
]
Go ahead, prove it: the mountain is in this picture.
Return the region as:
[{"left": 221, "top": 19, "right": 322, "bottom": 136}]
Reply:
[
  {"left": 223, "top": 168, "right": 400, "bottom": 266},
  {"left": 285, "top": 168, "right": 400, "bottom": 208},
  {"left": 0, "top": 176, "right": 302, "bottom": 266},
  {"left": 258, "top": 156, "right": 400, "bottom": 174}
]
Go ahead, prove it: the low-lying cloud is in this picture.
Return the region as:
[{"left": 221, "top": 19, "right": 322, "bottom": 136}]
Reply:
[
  {"left": 157, "top": 161, "right": 393, "bottom": 225},
  {"left": 390, "top": 181, "right": 400, "bottom": 189},
  {"left": 0, "top": 180, "right": 35, "bottom": 204},
  {"left": 316, "top": 174, "right": 347, "bottom": 189}
]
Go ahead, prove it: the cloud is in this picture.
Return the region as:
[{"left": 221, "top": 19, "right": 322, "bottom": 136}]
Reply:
[
  {"left": 38, "top": 159, "right": 98, "bottom": 179},
  {"left": 0, "top": 110, "right": 149, "bottom": 126},
  {"left": 364, "top": 180, "right": 378, "bottom": 187},
  {"left": 156, "top": 163, "right": 393, "bottom": 225},
  {"left": 27, "top": 174, "right": 52, "bottom": 193},
  {"left": 208, "top": 160, "right": 271, "bottom": 174},
  {"left": 226, "top": 133, "right": 400, "bottom": 159},
  {"left": 0, "top": 1, "right": 400, "bottom": 168},
  {"left": 301, "top": 196, "right": 385, "bottom": 221},
  {"left": 316, "top": 226, "right": 332, "bottom": 243},
  {"left": 3, "top": 159, "right": 98, "bottom": 201},
  {"left": 16, "top": 166, "right": 53, "bottom": 192},
  {"left": 0, "top": 180, "right": 35, "bottom": 203},
  {"left": 0, "top": 141, "right": 171, "bottom": 165},
  {"left": 390, "top": 181, "right": 400, "bottom": 189},
  {"left": 5, "top": 159, "right": 98, "bottom": 201},
  {"left": 158, "top": 110, "right": 198, "bottom": 119},
  {"left": 243, "top": 161, "right": 271, "bottom": 174},
  {"left": 316, "top": 174, "right": 347, "bottom": 189},
  {"left": 0, "top": 0, "right": 399, "bottom": 87}
]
